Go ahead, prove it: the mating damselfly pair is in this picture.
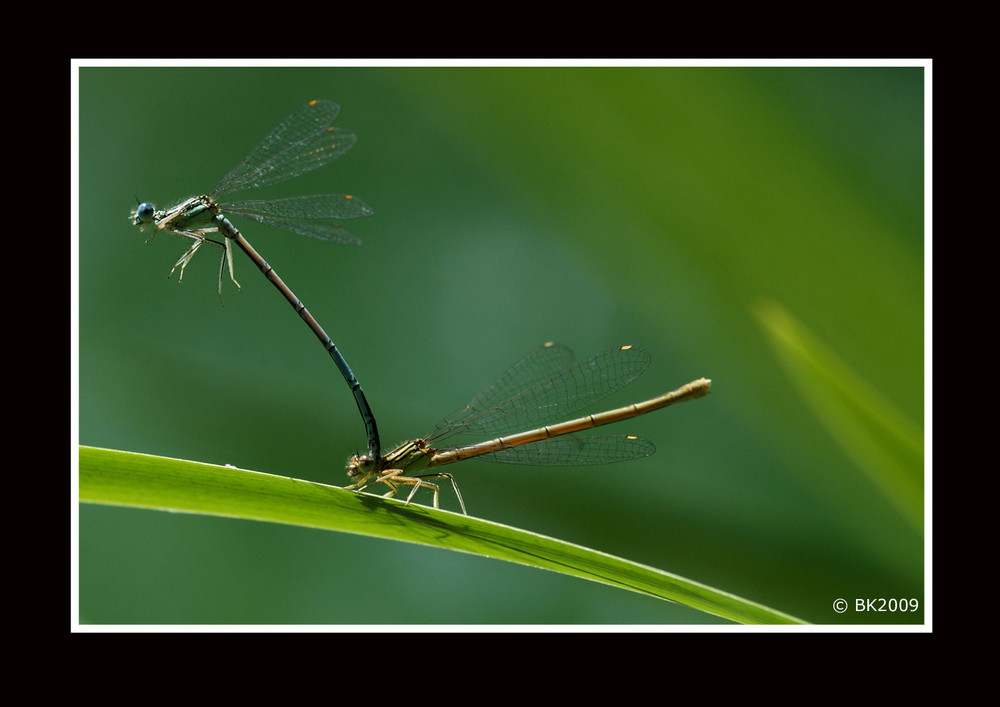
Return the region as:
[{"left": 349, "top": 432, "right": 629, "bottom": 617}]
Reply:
[{"left": 132, "top": 99, "right": 711, "bottom": 514}]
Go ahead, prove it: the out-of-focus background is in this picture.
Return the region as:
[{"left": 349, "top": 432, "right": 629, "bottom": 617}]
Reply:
[{"left": 75, "top": 64, "right": 925, "bottom": 625}]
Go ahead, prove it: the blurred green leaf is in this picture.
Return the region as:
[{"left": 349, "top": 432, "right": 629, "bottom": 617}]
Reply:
[
  {"left": 79, "top": 445, "right": 806, "bottom": 625},
  {"left": 753, "top": 300, "right": 923, "bottom": 531}
]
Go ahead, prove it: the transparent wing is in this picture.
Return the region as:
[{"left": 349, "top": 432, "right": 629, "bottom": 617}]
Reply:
[
  {"left": 210, "top": 100, "right": 356, "bottom": 198},
  {"left": 221, "top": 194, "right": 373, "bottom": 243},
  {"left": 479, "top": 434, "right": 656, "bottom": 466},
  {"left": 428, "top": 344, "right": 651, "bottom": 444}
]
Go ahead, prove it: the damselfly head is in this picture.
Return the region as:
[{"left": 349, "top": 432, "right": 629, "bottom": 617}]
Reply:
[
  {"left": 131, "top": 201, "right": 156, "bottom": 228},
  {"left": 346, "top": 453, "right": 375, "bottom": 480}
]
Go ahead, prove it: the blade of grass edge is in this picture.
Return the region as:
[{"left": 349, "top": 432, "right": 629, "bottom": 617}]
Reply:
[
  {"left": 752, "top": 300, "right": 923, "bottom": 533},
  {"left": 77, "top": 445, "right": 806, "bottom": 625}
]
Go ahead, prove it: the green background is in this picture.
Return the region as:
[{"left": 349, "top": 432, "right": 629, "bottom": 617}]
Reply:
[{"left": 76, "top": 65, "right": 924, "bottom": 625}]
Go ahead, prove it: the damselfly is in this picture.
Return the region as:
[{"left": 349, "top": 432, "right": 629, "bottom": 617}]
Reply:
[
  {"left": 345, "top": 342, "right": 711, "bottom": 514},
  {"left": 131, "top": 99, "right": 380, "bottom": 458}
]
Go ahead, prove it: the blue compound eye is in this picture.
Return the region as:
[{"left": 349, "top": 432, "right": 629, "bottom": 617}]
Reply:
[{"left": 134, "top": 202, "right": 155, "bottom": 223}]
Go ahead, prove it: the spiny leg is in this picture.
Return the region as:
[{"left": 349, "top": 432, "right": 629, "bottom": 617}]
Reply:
[
  {"left": 347, "top": 469, "right": 467, "bottom": 515},
  {"left": 395, "top": 470, "right": 466, "bottom": 515},
  {"left": 372, "top": 469, "right": 442, "bottom": 509},
  {"left": 344, "top": 470, "right": 409, "bottom": 499},
  {"left": 218, "top": 233, "right": 241, "bottom": 297},
  {"left": 169, "top": 240, "right": 204, "bottom": 283},
  {"left": 344, "top": 474, "right": 374, "bottom": 494},
  {"left": 162, "top": 228, "right": 241, "bottom": 302},
  {"left": 408, "top": 472, "right": 466, "bottom": 515},
  {"left": 166, "top": 229, "right": 222, "bottom": 283}
]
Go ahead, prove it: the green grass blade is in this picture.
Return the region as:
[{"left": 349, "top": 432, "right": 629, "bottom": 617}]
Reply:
[
  {"left": 753, "top": 300, "right": 924, "bottom": 532},
  {"left": 78, "top": 445, "right": 805, "bottom": 625}
]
